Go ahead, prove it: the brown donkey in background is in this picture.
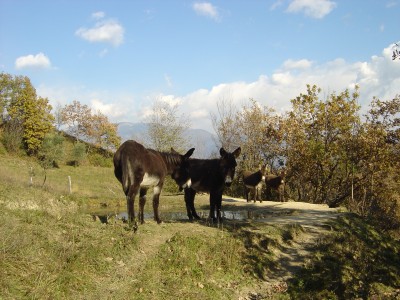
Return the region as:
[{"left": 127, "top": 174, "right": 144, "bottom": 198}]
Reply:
[
  {"left": 242, "top": 165, "right": 267, "bottom": 203},
  {"left": 265, "top": 170, "right": 286, "bottom": 202},
  {"left": 113, "top": 140, "right": 194, "bottom": 230}
]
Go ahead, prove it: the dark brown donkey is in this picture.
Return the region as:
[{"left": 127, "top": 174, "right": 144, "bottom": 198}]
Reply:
[
  {"left": 113, "top": 140, "right": 195, "bottom": 229},
  {"left": 242, "top": 165, "right": 267, "bottom": 203},
  {"left": 265, "top": 170, "right": 286, "bottom": 202},
  {"left": 184, "top": 147, "right": 241, "bottom": 222}
]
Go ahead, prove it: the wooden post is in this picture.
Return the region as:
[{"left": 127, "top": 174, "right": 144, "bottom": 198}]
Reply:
[
  {"left": 68, "top": 176, "right": 72, "bottom": 194},
  {"left": 30, "top": 166, "right": 33, "bottom": 186}
]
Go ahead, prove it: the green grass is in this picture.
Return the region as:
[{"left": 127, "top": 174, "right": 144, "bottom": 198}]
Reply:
[
  {"left": 1, "top": 153, "right": 400, "bottom": 299},
  {"left": 287, "top": 214, "right": 400, "bottom": 299}
]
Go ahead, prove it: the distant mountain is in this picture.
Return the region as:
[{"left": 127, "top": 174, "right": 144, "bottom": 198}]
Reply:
[{"left": 117, "top": 122, "right": 218, "bottom": 158}]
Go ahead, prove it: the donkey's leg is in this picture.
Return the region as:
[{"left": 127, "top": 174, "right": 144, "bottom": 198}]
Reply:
[
  {"left": 279, "top": 185, "right": 285, "bottom": 202},
  {"left": 184, "top": 188, "right": 200, "bottom": 220},
  {"left": 209, "top": 191, "right": 218, "bottom": 222},
  {"left": 126, "top": 183, "right": 140, "bottom": 229},
  {"left": 139, "top": 188, "right": 147, "bottom": 224},
  {"left": 152, "top": 184, "right": 162, "bottom": 224},
  {"left": 215, "top": 193, "right": 222, "bottom": 222},
  {"left": 245, "top": 187, "right": 250, "bottom": 202}
]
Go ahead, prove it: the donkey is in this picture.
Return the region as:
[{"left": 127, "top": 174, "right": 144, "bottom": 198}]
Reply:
[
  {"left": 242, "top": 165, "right": 267, "bottom": 203},
  {"left": 184, "top": 147, "right": 241, "bottom": 222},
  {"left": 113, "top": 140, "right": 195, "bottom": 229},
  {"left": 265, "top": 170, "right": 286, "bottom": 202}
]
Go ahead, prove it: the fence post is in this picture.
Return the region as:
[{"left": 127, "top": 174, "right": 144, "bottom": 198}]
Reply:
[{"left": 68, "top": 176, "right": 72, "bottom": 194}]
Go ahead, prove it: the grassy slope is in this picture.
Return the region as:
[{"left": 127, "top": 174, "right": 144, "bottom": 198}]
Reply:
[{"left": 1, "top": 154, "right": 399, "bottom": 299}]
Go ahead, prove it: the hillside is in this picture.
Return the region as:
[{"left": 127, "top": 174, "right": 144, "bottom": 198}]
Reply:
[{"left": 0, "top": 154, "right": 399, "bottom": 299}]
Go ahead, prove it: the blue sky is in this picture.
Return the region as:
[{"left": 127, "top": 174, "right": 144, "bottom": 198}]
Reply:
[{"left": 1, "top": 0, "right": 399, "bottom": 132}]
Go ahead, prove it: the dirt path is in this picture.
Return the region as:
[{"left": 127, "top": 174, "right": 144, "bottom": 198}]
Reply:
[{"left": 221, "top": 197, "right": 342, "bottom": 297}]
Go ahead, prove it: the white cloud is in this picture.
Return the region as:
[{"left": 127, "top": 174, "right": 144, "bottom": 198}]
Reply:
[
  {"left": 92, "top": 11, "right": 105, "bottom": 20},
  {"left": 36, "top": 45, "right": 400, "bottom": 133},
  {"left": 15, "top": 53, "right": 51, "bottom": 69},
  {"left": 282, "top": 58, "right": 313, "bottom": 70},
  {"left": 193, "top": 2, "right": 220, "bottom": 21},
  {"left": 141, "top": 44, "right": 399, "bottom": 132},
  {"left": 270, "top": 0, "right": 285, "bottom": 10},
  {"left": 286, "top": 0, "right": 337, "bottom": 19},
  {"left": 90, "top": 98, "right": 125, "bottom": 117},
  {"left": 76, "top": 18, "right": 124, "bottom": 47}
]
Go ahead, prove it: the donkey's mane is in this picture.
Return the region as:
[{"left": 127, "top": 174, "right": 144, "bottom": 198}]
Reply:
[{"left": 158, "top": 152, "right": 182, "bottom": 166}]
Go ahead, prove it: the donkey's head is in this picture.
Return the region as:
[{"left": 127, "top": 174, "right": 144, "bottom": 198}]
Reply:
[
  {"left": 260, "top": 165, "right": 267, "bottom": 181},
  {"left": 170, "top": 147, "right": 195, "bottom": 190},
  {"left": 219, "top": 147, "right": 241, "bottom": 187}
]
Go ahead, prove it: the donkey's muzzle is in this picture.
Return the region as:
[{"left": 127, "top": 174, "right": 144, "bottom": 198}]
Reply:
[
  {"left": 225, "top": 175, "right": 233, "bottom": 187},
  {"left": 180, "top": 179, "right": 192, "bottom": 191}
]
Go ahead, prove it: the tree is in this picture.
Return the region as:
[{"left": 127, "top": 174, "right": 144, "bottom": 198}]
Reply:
[
  {"left": 71, "top": 142, "right": 87, "bottom": 167},
  {"left": 146, "top": 99, "right": 190, "bottom": 152},
  {"left": 392, "top": 42, "right": 400, "bottom": 60},
  {"left": 210, "top": 97, "right": 240, "bottom": 151},
  {"left": 236, "top": 99, "right": 283, "bottom": 171},
  {"left": 61, "top": 100, "right": 92, "bottom": 141},
  {"left": 350, "top": 96, "right": 400, "bottom": 228},
  {"left": 87, "top": 111, "right": 121, "bottom": 151},
  {"left": 283, "top": 84, "right": 361, "bottom": 204},
  {"left": 0, "top": 73, "right": 54, "bottom": 154},
  {"left": 38, "top": 133, "right": 65, "bottom": 185}
]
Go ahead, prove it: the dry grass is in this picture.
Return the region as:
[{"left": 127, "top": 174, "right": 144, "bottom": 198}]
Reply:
[{"left": 1, "top": 153, "right": 399, "bottom": 299}]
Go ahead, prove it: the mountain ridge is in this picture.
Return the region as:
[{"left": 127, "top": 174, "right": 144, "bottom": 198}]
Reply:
[{"left": 117, "top": 122, "right": 218, "bottom": 158}]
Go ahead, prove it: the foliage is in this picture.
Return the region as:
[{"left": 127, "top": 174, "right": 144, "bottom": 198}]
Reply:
[
  {"left": 288, "top": 214, "right": 400, "bottom": 299},
  {"left": 70, "top": 142, "right": 86, "bottom": 167},
  {"left": 88, "top": 153, "right": 113, "bottom": 168},
  {"left": 284, "top": 84, "right": 361, "bottom": 205},
  {"left": 87, "top": 111, "right": 121, "bottom": 151},
  {"left": 146, "top": 99, "right": 190, "bottom": 152},
  {"left": 210, "top": 96, "right": 241, "bottom": 151},
  {"left": 37, "top": 133, "right": 65, "bottom": 185},
  {"left": 212, "top": 86, "right": 399, "bottom": 229},
  {"left": 60, "top": 100, "right": 121, "bottom": 152},
  {"left": 60, "top": 100, "right": 92, "bottom": 141},
  {"left": 0, "top": 118, "right": 24, "bottom": 154},
  {"left": 237, "top": 99, "right": 284, "bottom": 171},
  {"left": 0, "top": 73, "right": 54, "bottom": 154}
]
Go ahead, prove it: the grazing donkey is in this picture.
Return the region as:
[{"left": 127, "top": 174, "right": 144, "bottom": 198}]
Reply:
[
  {"left": 113, "top": 140, "right": 195, "bottom": 229},
  {"left": 242, "top": 165, "right": 267, "bottom": 203},
  {"left": 265, "top": 170, "right": 286, "bottom": 202},
  {"left": 184, "top": 147, "right": 241, "bottom": 222}
]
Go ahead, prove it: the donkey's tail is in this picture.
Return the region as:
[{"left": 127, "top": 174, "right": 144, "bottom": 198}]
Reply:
[{"left": 113, "top": 152, "right": 123, "bottom": 184}]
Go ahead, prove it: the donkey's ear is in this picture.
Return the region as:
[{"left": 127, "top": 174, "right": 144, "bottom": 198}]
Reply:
[
  {"left": 220, "top": 148, "right": 227, "bottom": 157},
  {"left": 232, "top": 147, "right": 241, "bottom": 158},
  {"left": 171, "top": 147, "right": 178, "bottom": 154},
  {"left": 184, "top": 148, "right": 195, "bottom": 158}
]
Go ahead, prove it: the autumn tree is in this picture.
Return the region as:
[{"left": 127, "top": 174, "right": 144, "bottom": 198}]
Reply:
[
  {"left": 146, "top": 99, "right": 190, "bottom": 152},
  {"left": 88, "top": 111, "right": 121, "bottom": 151},
  {"left": 350, "top": 96, "right": 400, "bottom": 228},
  {"left": 283, "top": 84, "right": 361, "bottom": 204},
  {"left": 210, "top": 97, "right": 240, "bottom": 152},
  {"left": 0, "top": 73, "right": 54, "bottom": 154},
  {"left": 61, "top": 100, "right": 92, "bottom": 141},
  {"left": 236, "top": 99, "right": 284, "bottom": 171}
]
